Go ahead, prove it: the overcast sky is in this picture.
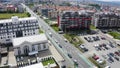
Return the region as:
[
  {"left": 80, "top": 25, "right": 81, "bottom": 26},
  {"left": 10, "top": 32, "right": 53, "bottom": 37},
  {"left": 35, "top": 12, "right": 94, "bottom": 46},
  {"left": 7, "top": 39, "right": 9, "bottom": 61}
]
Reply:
[{"left": 98, "top": 0, "right": 120, "bottom": 2}]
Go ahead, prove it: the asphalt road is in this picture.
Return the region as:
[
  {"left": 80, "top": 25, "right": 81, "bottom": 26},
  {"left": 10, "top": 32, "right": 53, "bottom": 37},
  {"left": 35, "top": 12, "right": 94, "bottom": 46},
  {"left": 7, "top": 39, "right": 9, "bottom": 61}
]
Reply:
[{"left": 21, "top": 3, "right": 93, "bottom": 68}]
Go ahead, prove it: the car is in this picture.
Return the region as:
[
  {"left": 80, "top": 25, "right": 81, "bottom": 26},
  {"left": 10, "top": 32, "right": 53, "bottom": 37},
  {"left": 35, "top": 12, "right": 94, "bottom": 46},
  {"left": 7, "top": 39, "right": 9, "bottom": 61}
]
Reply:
[
  {"left": 114, "top": 56, "right": 119, "bottom": 61},
  {"left": 80, "top": 45, "right": 88, "bottom": 52},
  {"left": 73, "top": 60, "right": 78, "bottom": 65},
  {"left": 61, "top": 65, "right": 66, "bottom": 68},
  {"left": 109, "top": 44, "right": 115, "bottom": 48},
  {"left": 92, "top": 55, "right": 99, "bottom": 60},
  {"left": 114, "top": 51, "right": 120, "bottom": 56},
  {"left": 109, "top": 53, "right": 114, "bottom": 57},
  {"left": 102, "top": 55, "right": 107, "bottom": 59},
  {"left": 96, "top": 59, "right": 103, "bottom": 64},
  {"left": 49, "top": 32, "right": 52, "bottom": 36},
  {"left": 105, "top": 66, "right": 111, "bottom": 68},
  {"left": 109, "top": 57, "right": 114, "bottom": 62},
  {"left": 104, "top": 46, "right": 109, "bottom": 50},
  {"left": 54, "top": 39, "right": 58, "bottom": 43},
  {"left": 80, "top": 45, "right": 85, "bottom": 49},
  {"left": 117, "top": 44, "right": 120, "bottom": 46},
  {"left": 107, "top": 58, "right": 113, "bottom": 63},
  {"left": 64, "top": 39, "right": 68, "bottom": 42},
  {"left": 58, "top": 44, "right": 62, "bottom": 48},
  {"left": 67, "top": 53, "right": 72, "bottom": 58},
  {"left": 58, "top": 31, "right": 64, "bottom": 34},
  {"left": 101, "top": 37, "right": 106, "bottom": 40}
]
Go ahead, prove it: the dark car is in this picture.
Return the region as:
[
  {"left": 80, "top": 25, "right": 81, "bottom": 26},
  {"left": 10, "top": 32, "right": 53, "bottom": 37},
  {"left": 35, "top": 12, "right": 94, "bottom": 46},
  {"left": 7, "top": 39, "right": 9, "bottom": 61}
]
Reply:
[
  {"left": 109, "top": 44, "right": 115, "bottom": 48},
  {"left": 114, "top": 57, "right": 119, "bottom": 61},
  {"left": 67, "top": 53, "right": 72, "bottom": 58},
  {"left": 83, "top": 48, "right": 88, "bottom": 52},
  {"left": 114, "top": 51, "right": 120, "bottom": 56},
  {"left": 59, "top": 44, "right": 62, "bottom": 48},
  {"left": 104, "top": 46, "right": 109, "bottom": 50},
  {"left": 109, "top": 57, "right": 114, "bottom": 62},
  {"left": 109, "top": 53, "right": 114, "bottom": 57}
]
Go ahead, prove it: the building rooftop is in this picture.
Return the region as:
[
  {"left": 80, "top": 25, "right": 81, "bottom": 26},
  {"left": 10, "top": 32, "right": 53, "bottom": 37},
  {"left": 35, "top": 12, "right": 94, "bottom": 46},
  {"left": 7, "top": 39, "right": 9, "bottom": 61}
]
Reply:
[
  {"left": 13, "top": 34, "right": 48, "bottom": 47},
  {"left": 23, "top": 62, "right": 44, "bottom": 68},
  {"left": 0, "top": 16, "right": 37, "bottom": 24}
]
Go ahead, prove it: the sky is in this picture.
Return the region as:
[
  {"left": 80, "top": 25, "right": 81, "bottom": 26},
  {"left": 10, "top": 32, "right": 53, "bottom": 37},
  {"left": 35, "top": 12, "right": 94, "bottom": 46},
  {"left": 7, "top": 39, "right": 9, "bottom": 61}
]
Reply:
[{"left": 98, "top": 0, "right": 120, "bottom": 2}]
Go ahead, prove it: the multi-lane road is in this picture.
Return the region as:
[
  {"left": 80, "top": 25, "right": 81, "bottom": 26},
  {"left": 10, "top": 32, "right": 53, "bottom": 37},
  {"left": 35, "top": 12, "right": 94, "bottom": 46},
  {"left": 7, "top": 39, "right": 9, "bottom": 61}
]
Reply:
[{"left": 21, "top": 3, "right": 94, "bottom": 68}]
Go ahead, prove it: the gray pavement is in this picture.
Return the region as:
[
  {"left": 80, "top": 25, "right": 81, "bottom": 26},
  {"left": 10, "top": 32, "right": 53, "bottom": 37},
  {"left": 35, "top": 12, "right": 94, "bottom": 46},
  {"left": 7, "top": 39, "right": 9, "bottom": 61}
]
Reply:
[{"left": 79, "top": 33, "right": 120, "bottom": 68}]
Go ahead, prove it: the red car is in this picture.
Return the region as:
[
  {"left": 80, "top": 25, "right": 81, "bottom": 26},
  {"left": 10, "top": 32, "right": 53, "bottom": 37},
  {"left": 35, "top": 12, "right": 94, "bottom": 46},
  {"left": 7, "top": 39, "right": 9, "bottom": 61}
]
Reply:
[
  {"left": 93, "top": 55, "right": 99, "bottom": 60},
  {"left": 115, "top": 51, "right": 120, "bottom": 56}
]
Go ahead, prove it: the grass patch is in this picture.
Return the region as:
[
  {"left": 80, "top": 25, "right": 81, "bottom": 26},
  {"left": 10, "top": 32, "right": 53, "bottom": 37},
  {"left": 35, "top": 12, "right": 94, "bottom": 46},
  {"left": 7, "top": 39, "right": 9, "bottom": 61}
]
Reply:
[
  {"left": 51, "top": 24, "right": 59, "bottom": 32},
  {"left": 63, "top": 33, "right": 84, "bottom": 52},
  {"left": 42, "top": 59, "right": 55, "bottom": 66},
  {"left": 44, "top": 19, "right": 50, "bottom": 24},
  {"left": 0, "top": 13, "right": 29, "bottom": 19},
  {"left": 63, "top": 34, "right": 83, "bottom": 46},
  {"left": 88, "top": 57, "right": 106, "bottom": 68},
  {"left": 90, "top": 25, "right": 96, "bottom": 30},
  {"left": 108, "top": 31, "right": 120, "bottom": 40},
  {"left": 39, "top": 29, "right": 44, "bottom": 33}
]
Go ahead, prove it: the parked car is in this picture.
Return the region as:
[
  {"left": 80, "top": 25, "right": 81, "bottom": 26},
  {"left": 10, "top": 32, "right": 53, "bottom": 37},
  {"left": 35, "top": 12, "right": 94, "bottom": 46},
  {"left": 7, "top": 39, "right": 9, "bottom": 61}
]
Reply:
[
  {"left": 114, "top": 51, "right": 120, "bottom": 56},
  {"left": 80, "top": 45, "right": 88, "bottom": 52},
  {"left": 105, "top": 66, "right": 111, "bottom": 68},
  {"left": 114, "top": 56, "right": 119, "bottom": 61},
  {"left": 67, "top": 53, "right": 72, "bottom": 58},
  {"left": 92, "top": 55, "right": 99, "bottom": 60},
  {"left": 109, "top": 44, "right": 115, "bottom": 48},
  {"left": 64, "top": 39, "right": 68, "bottom": 42},
  {"left": 102, "top": 55, "right": 107, "bottom": 59},
  {"left": 109, "top": 53, "right": 114, "bottom": 57},
  {"left": 96, "top": 59, "right": 103, "bottom": 64}
]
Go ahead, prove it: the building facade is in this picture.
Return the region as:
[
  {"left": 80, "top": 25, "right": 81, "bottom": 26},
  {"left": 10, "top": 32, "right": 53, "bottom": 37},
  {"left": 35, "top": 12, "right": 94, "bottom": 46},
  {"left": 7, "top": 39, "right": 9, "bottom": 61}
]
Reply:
[
  {"left": 13, "top": 34, "right": 49, "bottom": 56},
  {"left": 0, "top": 16, "right": 39, "bottom": 43},
  {"left": 59, "top": 11, "right": 91, "bottom": 31},
  {"left": 92, "top": 12, "right": 120, "bottom": 28}
]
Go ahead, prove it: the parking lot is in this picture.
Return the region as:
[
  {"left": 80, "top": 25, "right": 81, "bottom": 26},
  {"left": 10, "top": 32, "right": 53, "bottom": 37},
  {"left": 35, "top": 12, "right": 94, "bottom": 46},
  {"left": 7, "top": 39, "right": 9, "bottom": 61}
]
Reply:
[{"left": 79, "top": 33, "right": 120, "bottom": 68}]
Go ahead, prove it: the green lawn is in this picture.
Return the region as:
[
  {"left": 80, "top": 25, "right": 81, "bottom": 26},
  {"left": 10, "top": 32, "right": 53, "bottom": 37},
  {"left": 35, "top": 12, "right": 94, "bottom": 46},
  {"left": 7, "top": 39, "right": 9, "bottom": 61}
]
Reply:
[
  {"left": 44, "top": 19, "right": 51, "bottom": 24},
  {"left": 39, "top": 29, "right": 44, "bottom": 33},
  {"left": 63, "top": 34, "right": 83, "bottom": 46},
  {"left": 108, "top": 31, "right": 120, "bottom": 40},
  {"left": 42, "top": 59, "right": 55, "bottom": 66},
  {"left": 51, "top": 24, "right": 59, "bottom": 32},
  {"left": 0, "top": 13, "right": 29, "bottom": 19},
  {"left": 90, "top": 25, "right": 96, "bottom": 30}
]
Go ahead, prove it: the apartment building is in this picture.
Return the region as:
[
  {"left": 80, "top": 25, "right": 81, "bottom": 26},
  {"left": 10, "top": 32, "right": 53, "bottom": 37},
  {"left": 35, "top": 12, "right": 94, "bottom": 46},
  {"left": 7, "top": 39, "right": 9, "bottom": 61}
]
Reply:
[
  {"left": 92, "top": 12, "right": 120, "bottom": 28},
  {"left": 59, "top": 11, "right": 92, "bottom": 31},
  {"left": 0, "top": 16, "right": 39, "bottom": 44}
]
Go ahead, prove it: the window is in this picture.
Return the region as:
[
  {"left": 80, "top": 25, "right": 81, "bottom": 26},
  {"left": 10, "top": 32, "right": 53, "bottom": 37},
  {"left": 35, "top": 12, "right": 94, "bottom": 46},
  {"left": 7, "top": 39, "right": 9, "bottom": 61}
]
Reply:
[
  {"left": 18, "top": 48, "right": 21, "bottom": 55},
  {"left": 43, "top": 44, "right": 46, "bottom": 48},
  {"left": 32, "top": 45, "right": 35, "bottom": 51},
  {"left": 38, "top": 45, "right": 41, "bottom": 50}
]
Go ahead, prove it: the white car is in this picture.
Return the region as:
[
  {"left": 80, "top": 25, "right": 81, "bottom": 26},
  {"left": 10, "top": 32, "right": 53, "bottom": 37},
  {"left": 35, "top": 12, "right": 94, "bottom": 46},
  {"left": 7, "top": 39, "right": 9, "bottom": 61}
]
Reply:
[
  {"left": 49, "top": 32, "right": 52, "bottom": 36},
  {"left": 64, "top": 39, "right": 68, "bottom": 42},
  {"left": 80, "top": 45, "right": 85, "bottom": 49},
  {"left": 105, "top": 66, "right": 110, "bottom": 68},
  {"left": 96, "top": 59, "right": 103, "bottom": 64}
]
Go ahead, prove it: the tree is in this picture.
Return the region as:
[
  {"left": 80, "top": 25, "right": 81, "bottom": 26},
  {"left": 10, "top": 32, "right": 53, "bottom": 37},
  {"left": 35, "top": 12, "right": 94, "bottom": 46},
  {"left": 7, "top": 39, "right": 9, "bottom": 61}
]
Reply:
[{"left": 26, "top": 12, "right": 31, "bottom": 17}]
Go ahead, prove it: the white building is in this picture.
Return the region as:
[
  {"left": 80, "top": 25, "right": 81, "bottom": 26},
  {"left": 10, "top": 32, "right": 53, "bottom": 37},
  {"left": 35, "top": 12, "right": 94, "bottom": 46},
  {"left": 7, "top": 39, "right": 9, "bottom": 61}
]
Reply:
[
  {"left": 23, "top": 62, "right": 44, "bottom": 68},
  {"left": 13, "top": 34, "right": 49, "bottom": 56},
  {"left": 0, "top": 16, "right": 39, "bottom": 43}
]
